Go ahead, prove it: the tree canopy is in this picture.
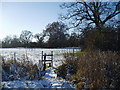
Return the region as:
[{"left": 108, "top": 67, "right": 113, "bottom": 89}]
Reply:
[
  {"left": 60, "top": 1, "right": 120, "bottom": 29},
  {"left": 44, "top": 22, "right": 69, "bottom": 48}
]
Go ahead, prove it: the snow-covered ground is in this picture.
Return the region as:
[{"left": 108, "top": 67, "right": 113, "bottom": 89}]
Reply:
[
  {"left": 0, "top": 48, "right": 80, "bottom": 67},
  {"left": 1, "top": 67, "right": 74, "bottom": 88},
  {"left": 42, "top": 67, "right": 74, "bottom": 88},
  {"left": 1, "top": 48, "right": 80, "bottom": 88}
]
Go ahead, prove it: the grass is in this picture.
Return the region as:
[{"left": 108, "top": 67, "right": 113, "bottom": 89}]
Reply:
[
  {"left": 65, "top": 51, "right": 84, "bottom": 56},
  {"left": 54, "top": 51, "right": 84, "bottom": 56},
  {"left": 54, "top": 53, "right": 63, "bottom": 56}
]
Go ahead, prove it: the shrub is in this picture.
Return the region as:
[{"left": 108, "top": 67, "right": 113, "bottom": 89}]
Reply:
[
  {"left": 57, "top": 63, "right": 67, "bottom": 79},
  {"left": 77, "top": 51, "right": 120, "bottom": 88},
  {"left": 2, "top": 59, "right": 41, "bottom": 81},
  {"left": 57, "top": 51, "right": 120, "bottom": 89}
]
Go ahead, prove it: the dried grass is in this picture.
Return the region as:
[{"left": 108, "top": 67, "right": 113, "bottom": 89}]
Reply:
[
  {"left": 2, "top": 58, "right": 41, "bottom": 81},
  {"left": 57, "top": 50, "right": 120, "bottom": 88}
]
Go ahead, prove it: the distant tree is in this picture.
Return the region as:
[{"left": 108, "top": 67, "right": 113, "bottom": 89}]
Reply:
[
  {"left": 34, "top": 33, "right": 44, "bottom": 48},
  {"left": 10, "top": 35, "right": 22, "bottom": 48},
  {"left": 60, "top": 1, "right": 120, "bottom": 30},
  {"left": 44, "top": 22, "right": 68, "bottom": 48},
  {"left": 29, "top": 42, "right": 37, "bottom": 48},
  {"left": 2, "top": 35, "right": 22, "bottom": 48},
  {"left": 68, "top": 32, "right": 80, "bottom": 47},
  {"left": 2, "top": 36, "right": 12, "bottom": 48},
  {"left": 20, "top": 30, "right": 33, "bottom": 47}
]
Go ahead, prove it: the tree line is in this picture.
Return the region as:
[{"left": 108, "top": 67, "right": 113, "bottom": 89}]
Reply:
[
  {"left": 2, "top": 22, "right": 120, "bottom": 51},
  {"left": 1, "top": 22, "right": 81, "bottom": 48},
  {"left": 1, "top": 1, "right": 120, "bottom": 51}
]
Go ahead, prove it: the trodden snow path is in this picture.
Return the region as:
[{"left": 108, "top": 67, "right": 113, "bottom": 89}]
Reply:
[
  {"left": 1, "top": 67, "right": 75, "bottom": 88},
  {"left": 42, "top": 67, "right": 74, "bottom": 88}
]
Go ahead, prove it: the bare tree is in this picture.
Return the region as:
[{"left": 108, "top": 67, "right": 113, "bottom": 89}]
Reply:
[
  {"left": 60, "top": 1, "right": 120, "bottom": 30},
  {"left": 2, "top": 36, "right": 12, "bottom": 48},
  {"left": 34, "top": 33, "right": 44, "bottom": 42},
  {"left": 20, "top": 30, "right": 33, "bottom": 47},
  {"left": 34, "top": 33, "right": 44, "bottom": 47}
]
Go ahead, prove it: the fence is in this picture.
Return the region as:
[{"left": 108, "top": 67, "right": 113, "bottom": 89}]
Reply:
[
  {"left": 41, "top": 51, "right": 53, "bottom": 71},
  {"left": 1, "top": 48, "right": 81, "bottom": 68}
]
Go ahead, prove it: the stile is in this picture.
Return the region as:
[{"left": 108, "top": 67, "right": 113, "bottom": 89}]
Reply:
[{"left": 41, "top": 51, "right": 53, "bottom": 71}]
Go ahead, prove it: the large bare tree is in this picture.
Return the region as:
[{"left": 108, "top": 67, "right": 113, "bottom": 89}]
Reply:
[{"left": 60, "top": 1, "right": 120, "bottom": 30}]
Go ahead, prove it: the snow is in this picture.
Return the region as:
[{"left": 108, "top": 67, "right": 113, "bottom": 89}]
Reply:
[
  {"left": 1, "top": 48, "right": 80, "bottom": 88},
  {"left": 44, "top": 67, "right": 74, "bottom": 88},
  {"left": 0, "top": 48, "right": 80, "bottom": 67},
  {"left": 1, "top": 81, "right": 44, "bottom": 88},
  {"left": 1, "top": 67, "right": 74, "bottom": 88}
]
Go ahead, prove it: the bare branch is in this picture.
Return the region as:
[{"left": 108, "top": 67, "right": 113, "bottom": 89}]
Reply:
[{"left": 60, "top": 2, "right": 119, "bottom": 29}]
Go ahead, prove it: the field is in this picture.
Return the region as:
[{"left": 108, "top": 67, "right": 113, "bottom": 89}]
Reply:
[
  {"left": 0, "top": 48, "right": 80, "bottom": 88},
  {"left": 0, "top": 48, "right": 80, "bottom": 67}
]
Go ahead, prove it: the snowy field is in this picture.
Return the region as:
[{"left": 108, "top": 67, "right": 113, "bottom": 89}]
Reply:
[
  {"left": 1, "top": 67, "right": 75, "bottom": 88},
  {"left": 0, "top": 48, "right": 80, "bottom": 67},
  {"left": 1, "top": 67, "right": 74, "bottom": 88},
  {"left": 1, "top": 48, "right": 80, "bottom": 88}
]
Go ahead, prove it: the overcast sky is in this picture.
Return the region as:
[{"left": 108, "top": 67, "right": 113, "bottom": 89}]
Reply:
[{"left": 0, "top": 2, "right": 64, "bottom": 40}]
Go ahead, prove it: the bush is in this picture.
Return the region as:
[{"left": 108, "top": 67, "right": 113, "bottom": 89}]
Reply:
[
  {"left": 57, "top": 63, "right": 67, "bottom": 79},
  {"left": 81, "top": 26, "right": 120, "bottom": 51},
  {"left": 57, "top": 51, "right": 120, "bottom": 89},
  {"left": 2, "top": 59, "right": 41, "bottom": 81}
]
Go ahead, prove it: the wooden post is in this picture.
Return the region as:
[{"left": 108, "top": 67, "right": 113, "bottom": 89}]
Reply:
[
  {"left": 43, "top": 53, "right": 46, "bottom": 71},
  {"left": 51, "top": 51, "right": 53, "bottom": 67},
  {"left": 41, "top": 51, "right": 43, "bottom": 65},
  {"left": 73, "top": 48, "right": 75, "bottom": 57},
  {"left": 14, "top": 52, "right": 16, "bottom": 63}
]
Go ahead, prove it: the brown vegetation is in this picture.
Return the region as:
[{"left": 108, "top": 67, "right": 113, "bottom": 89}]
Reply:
[
  {"left": 57, "top": 51, "right": 120, "bottom": 89},
  {"left": 2, "top": 59, "right": 41, "bottom": 81}
]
